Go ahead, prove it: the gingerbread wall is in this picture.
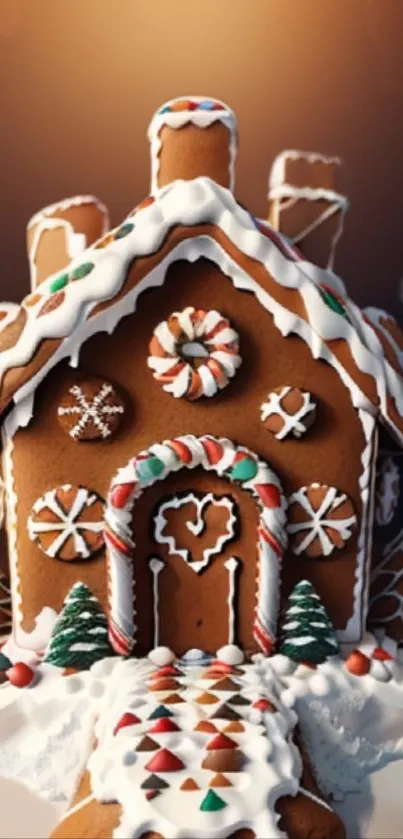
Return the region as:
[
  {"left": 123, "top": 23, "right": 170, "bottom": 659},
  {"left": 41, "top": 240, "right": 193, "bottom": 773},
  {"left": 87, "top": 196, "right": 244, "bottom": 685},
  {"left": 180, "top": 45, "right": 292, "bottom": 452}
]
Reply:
[{"left": 7, "top": 256, "right": 368, "bottom": 652}]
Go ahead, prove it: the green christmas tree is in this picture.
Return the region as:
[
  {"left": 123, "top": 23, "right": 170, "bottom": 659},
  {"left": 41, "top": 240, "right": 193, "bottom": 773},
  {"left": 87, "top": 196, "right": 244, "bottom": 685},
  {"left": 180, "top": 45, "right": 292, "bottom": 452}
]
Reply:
[
  {"left": 279, "top": 580, "right": 339, "bottom": 665},
  {"left": 44, "top": 581, "right": 114, "bottom": 670}
]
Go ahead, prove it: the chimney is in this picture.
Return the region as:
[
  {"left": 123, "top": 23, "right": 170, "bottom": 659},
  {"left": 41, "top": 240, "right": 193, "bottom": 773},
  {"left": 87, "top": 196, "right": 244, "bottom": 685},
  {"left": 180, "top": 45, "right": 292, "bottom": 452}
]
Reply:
[
  {"left": 148, "top": 96, "right": 238, "bottom": 194},
  {"left": 267, "top": 151, "right": 348, "bottom": 270},
  {"left": 26, "top": 196, "right": 109, "bottom": 290}
]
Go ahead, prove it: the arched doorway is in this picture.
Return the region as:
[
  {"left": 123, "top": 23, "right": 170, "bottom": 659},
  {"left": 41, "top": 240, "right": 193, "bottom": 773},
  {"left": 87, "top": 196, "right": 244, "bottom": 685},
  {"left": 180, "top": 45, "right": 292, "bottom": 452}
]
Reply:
[{"left": 104, "top": 434, "right": 287, "bottom": 657}]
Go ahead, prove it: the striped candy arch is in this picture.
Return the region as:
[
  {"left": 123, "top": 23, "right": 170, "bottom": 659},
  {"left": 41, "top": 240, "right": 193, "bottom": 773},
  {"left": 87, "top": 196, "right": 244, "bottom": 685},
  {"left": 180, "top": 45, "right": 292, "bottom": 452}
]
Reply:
[{"left": 104, "top": 434, "right": 287, "bottom": 657}]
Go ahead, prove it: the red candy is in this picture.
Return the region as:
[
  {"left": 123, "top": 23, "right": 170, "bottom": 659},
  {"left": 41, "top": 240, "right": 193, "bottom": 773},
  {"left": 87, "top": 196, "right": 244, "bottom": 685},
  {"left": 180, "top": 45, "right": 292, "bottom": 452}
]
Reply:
[
  {"left": 372, "top": 647, "right": 393, "bottom": 662},
  {"left": 148, "top": 717, "right": 180, "bottom": 734},
  {"left": 346, "top": 650, "right": 370, "bottom": 677},
  {"left": 145, "top": 748, "right": 184, "bottom": 772},
  {"left": 113, "top": 712, "right": 141, "bottom": 735},
  {"left": 206, "top": 733, "right": 238, "bottom": 751},
  {"left": 6, "top": 662, "right": 35, "bottom": 688}
]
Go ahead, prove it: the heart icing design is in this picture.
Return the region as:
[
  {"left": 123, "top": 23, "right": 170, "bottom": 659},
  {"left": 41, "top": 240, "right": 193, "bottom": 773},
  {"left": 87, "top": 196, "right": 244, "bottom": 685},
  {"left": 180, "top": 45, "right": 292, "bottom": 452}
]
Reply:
[{"left": 153, "top": 492, "right": 238, "bottom": 573}]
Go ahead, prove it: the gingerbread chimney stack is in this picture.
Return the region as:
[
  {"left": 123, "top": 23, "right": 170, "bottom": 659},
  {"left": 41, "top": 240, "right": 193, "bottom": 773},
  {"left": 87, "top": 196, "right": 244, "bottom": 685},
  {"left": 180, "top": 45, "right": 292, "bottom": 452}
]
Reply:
[
  {"left": 267, "top": 151, "right": 349, "bottom": 270},
  {"left": 147, "top": 96, "right": 238, "bottom": 194},
  {"left": 26, "top": 196, "right": 109, "bottom": 290}
]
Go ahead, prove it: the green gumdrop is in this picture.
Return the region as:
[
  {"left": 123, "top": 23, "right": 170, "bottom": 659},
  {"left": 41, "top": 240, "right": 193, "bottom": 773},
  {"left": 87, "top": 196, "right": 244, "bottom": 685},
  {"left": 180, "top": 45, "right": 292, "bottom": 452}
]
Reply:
[
  {"left": 114, "top": 222, "right": 135, "bottom": 240},
  {"left": 136, "top": 456, "right": 165, "bottom": 481},
  {"left": 71, "top": 262, "right": 95, "bottom": 281},
  {"left": 230, "top": 457, "right": 258, "bottom": 482},
  {"left": 49, "top": 273, "right": 69, "bottom": 293},
  {"left": 200, "top": 789, "right": 227, "bottom": 812}
]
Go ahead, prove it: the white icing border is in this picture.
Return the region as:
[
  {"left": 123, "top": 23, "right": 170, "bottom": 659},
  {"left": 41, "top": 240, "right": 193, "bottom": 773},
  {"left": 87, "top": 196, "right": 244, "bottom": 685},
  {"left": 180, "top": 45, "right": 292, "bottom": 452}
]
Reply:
[
  {"left": 338, "top": 410, "right": 377, "bottom": 642},
  {"left": 147, "top": 97, "right": 238, "bottom": 193},
  {"left": 2, "top": 179, "right": 400, "bottom": 444},
  {"left": 27, "top": 195, "right": 109, "bottom": 230}
]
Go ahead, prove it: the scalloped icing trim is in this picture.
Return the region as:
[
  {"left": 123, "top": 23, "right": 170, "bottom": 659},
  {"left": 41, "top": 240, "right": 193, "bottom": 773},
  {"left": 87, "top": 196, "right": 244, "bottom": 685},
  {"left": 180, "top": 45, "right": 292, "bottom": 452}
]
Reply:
[
  {"left": 147, "top": 97, "right": 238, "bottom": 193},
  {"left": 27, "top": 195, "right": 109, "bottom": 231},
  {"left": 0, "top": 178, "right": 401, "bottom": 443}
]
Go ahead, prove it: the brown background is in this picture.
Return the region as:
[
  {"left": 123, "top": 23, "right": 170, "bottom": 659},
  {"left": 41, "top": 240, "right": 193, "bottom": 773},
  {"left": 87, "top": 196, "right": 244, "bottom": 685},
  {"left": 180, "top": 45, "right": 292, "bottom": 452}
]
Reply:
[{"left": 0, "top": 0, "right": 402, "bottom": 318}]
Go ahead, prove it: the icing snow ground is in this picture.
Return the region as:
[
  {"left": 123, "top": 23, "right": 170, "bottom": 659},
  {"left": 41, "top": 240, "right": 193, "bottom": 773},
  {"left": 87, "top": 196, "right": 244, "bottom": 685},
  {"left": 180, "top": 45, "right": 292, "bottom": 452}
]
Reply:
[{"left": 0, "top": 654, "right": 403, "bottom": 837}]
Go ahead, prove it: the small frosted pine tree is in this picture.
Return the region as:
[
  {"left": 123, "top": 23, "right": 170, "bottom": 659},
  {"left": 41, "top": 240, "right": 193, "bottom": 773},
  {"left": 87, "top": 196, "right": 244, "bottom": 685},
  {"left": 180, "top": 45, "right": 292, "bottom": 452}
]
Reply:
[
  {"left": 279, "top": 580, "right": 339, "bottom": 664},
  {"left": 44, "top": 581, "right": 114, "bottom": 669}
]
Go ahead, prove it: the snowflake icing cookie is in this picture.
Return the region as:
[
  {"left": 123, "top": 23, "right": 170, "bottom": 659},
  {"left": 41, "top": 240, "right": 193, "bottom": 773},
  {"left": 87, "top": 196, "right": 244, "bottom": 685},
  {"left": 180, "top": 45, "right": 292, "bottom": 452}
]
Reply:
[
  {"left": 148, "top": 307, "right": 242, "bottom": 400},
  {"left": 57, "top": 376, "right": 125, "bottom": 441},
  {"left": 28, "top": 485, "right": 105, "bottom": 561},
  {"left": 287, "top": 483, "right": 357, "bottom": 557},
  {"left": 261, "top": 386, "right": 317, "bottom": 440}
]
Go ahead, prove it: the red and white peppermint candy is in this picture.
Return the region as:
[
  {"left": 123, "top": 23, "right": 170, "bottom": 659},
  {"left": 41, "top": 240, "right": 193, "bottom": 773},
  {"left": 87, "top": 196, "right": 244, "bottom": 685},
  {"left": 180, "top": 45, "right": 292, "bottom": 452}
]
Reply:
[
  {"left": 104, "top": 435, "right": 287, "bottom": 657},
  {"left": 148, "top": 307, "right": 242, "bottom": 400}
]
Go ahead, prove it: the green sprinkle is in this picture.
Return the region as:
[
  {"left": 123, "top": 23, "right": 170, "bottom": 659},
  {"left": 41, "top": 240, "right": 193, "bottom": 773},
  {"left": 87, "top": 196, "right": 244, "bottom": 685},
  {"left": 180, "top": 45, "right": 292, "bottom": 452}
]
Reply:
[
  {"left": 71, "top": 262, "right": 95, "bottom": 281},
  {"left": 136, "top": 456, "right": 165, "bottom": 482},
  {"left": 114, "top": 223, "right": 135, "bottom": 240},
  {"left": 49, "top": 273, "right": 69, "bottom": 293}
]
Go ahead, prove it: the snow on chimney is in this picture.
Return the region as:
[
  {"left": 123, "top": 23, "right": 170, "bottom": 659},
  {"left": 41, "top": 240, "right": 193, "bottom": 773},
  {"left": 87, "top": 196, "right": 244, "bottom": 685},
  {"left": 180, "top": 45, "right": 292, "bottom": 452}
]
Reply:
[{"left": 147, "top": 96, "right": 238, "bottom": 194}]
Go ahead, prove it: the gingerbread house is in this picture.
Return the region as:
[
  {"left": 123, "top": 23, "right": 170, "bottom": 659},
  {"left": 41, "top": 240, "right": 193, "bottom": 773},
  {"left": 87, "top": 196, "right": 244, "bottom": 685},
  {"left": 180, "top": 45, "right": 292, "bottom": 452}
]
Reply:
[{"left": 0, "top": 96, "right": 402, "bottom": 657}]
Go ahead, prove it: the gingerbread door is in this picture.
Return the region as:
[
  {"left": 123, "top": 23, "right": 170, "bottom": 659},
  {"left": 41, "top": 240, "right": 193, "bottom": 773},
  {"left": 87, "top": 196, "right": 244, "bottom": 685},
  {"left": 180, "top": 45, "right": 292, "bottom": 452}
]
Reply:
[{"left": 105, "top": 436, "right": 287, "bottom": 657}]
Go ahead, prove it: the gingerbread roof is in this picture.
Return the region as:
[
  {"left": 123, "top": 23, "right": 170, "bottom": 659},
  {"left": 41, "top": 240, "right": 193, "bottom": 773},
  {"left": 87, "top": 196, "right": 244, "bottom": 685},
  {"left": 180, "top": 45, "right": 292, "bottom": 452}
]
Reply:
[{"left": 0, "top": 177, "right": 402, "bottom": 444}]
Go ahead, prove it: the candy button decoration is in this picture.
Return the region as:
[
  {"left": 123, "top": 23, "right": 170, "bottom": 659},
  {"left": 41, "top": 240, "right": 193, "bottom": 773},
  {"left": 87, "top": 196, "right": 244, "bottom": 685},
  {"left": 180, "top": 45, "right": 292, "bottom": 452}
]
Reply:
[
  {"left": 6, "top": 662, "right": 35, "bottom": 688},
  {"left": 229, "top": 456, "right": 258, "bottom": 482},
  {"left": 149, "top": 717, "right": 180, "bottom": 734},
  {"left": 148, "top": 306, "right": 241, "bottom": 401},
  {"left": 114, "top": 222, "right": 135, "bottom": 240},
  {"left": 71, "top": 262, "right": 94, "bottom": 281},
  {"left": 136, "top": 456, "right": 165, "bottom": 483},
  {"left": 148, "top": 705, "right": 174, "bottom": 720},
  {"left": 50, "top": 273, "right": 69, "bottom": 294},
  {"left": 345, "top": 650, "right": 371, "bottom": 677},
  {"left": 206, "top": 733, "right": 238, "bottom": 751}
]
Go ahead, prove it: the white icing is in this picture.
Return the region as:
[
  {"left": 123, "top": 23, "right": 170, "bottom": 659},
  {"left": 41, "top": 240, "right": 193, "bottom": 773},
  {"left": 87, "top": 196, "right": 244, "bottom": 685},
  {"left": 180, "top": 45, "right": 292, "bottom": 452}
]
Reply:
[
  {"left": 153, "top": 492, "right": 238, "bottom": 573},
  {"left": 287, "top": 483, "right": 357, "bottom": 557},
  {"left": 84, "top": 657, "right": 307, "bottom": 839},
  {"left": 216, "top": 644, "right": 244, "bottom": 666},
  {"left": 105, "top": 435, "right": 287, "bottom": 656},
  {"left": 1, "top": 178, "right": 401, "bottom": 447},
  {"left": 148, "top": 646, "right": 176, "bottom": 667},
  {"left": 149, "top": 557, "right": 165, "bottom": 648},
  {"left": 260, "top": 386, "right": 316, "bottom": 440},
  {"left": 148, "top": 306, "right": 242, "bottom": 400},
  {"left": 364, "top": 307, "right": 403, "bottom": 370},
  {"left": 224, "top": 557, "right": 239, "bottom": 645},
  {"left": 0, "top": 569, "right": 11, "bottom": 636},
  {"left": 27, "top": 485, "right": 104, "bottom": 560},
  {"left": 0, "top": 302, "right": 21, "bottom": 334},
  {"left": 147, "top": 96, "right": 238, "bottom": 193},
  {"left": 57, "top": 382, "right": 124, "bottom": 440},
  {"left": 375, "top": 455, "right": 400, "bottom": 527}
]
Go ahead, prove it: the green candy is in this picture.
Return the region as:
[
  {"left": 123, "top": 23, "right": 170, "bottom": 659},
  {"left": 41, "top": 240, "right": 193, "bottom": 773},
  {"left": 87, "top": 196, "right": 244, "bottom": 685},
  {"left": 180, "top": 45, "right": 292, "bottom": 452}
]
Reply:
[
  {"left": 114, "top": 222, "right": 135, "bottom": 240},
  {"left": 136, "top": 456, "right": 165, "bottom": 482},
  {"left": 320, "top": 287, "right": 347, "bottom": 318},
  {"left": 71, "top": 262, "right": 95, "bottom": 281},
  {"left": 49, "top": 273, "right": 69, "bottom": 293},
  {"left": 230, "top": 457, "right": 258, "bottom": 482},
  {"left": 200, "top": 790, "right": 227, "bottom": 812},
  {"left": 0, "top": 651, "right": 11, "bottom": 671}
]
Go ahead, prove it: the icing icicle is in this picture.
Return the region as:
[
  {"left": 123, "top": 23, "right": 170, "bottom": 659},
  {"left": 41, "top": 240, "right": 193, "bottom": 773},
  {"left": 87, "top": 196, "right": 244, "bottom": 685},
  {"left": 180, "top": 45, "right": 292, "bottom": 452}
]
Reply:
[
  {"left": 149, "top": 557, "right": 165, "bottom": 648},
  {"left": 224, "top": 557, "right": 239, "bottom": 644}
]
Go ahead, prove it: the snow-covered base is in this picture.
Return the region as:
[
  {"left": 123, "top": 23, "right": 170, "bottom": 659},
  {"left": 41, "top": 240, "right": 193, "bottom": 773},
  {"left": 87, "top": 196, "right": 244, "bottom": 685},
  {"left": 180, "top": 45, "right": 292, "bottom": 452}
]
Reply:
[
  {"left": 270, "top": 650, "right": 403, "bottom": 803},
  {"left": 0, "top": 646, "right": 402, "bottom": 837}
]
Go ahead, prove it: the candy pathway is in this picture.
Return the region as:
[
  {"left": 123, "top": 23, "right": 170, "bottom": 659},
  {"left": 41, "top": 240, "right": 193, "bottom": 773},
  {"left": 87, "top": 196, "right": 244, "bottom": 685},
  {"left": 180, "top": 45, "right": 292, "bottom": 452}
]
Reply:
[{"left": 56, "top": 654, "right": 334, "bottom": 839}]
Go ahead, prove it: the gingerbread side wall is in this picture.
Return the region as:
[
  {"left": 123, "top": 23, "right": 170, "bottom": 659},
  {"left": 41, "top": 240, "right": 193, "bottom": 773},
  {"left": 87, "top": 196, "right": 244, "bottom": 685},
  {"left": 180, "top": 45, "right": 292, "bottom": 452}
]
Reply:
[{"left": 7, "top": 257, "right": 370, "bottom": 651}]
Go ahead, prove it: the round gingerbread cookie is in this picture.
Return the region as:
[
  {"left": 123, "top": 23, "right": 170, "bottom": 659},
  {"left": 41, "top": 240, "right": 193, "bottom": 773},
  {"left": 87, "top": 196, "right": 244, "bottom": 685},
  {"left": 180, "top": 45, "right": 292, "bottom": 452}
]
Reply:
[
  {"left": 28, "top": 484, "right": 105, "bottom": 561},
  {"left": 57, "top": 376, "right": 125, "bottom": 441},
  {"left": 261, "top": 386, "right": 316, "bottom": 440},
  {"left": 287, "top": 483, "right": 357, "bottom": 557}
]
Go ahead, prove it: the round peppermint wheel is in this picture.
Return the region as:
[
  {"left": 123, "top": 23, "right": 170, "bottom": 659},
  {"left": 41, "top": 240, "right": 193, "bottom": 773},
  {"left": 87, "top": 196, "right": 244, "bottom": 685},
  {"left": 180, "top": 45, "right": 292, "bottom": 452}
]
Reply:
[
  {"left": 287, "top": 483, "right": 357, "bottom": 558},
  {"left": 28, "top": 485, "right": 105, "bottom": 561},
  {"left": 148, "top": 307, "right": 242, "bottom": 400},
  {"left": 57, "top": 376, "right": 125, "bottom": 442}
]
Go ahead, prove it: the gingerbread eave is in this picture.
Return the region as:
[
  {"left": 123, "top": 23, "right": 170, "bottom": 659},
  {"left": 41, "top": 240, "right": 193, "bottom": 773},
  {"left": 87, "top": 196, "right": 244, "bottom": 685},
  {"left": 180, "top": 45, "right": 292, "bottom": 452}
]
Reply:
[{"left": 0, "top": 177, "right": 402, "bottom": 446}]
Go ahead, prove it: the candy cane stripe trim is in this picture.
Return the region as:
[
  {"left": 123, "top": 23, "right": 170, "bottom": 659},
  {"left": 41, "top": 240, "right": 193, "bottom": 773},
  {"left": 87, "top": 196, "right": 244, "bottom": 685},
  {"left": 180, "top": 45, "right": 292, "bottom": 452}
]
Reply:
[{"left": 105, "top": 435, "right": 286, "bottom": 656}]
